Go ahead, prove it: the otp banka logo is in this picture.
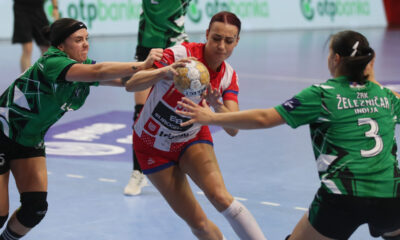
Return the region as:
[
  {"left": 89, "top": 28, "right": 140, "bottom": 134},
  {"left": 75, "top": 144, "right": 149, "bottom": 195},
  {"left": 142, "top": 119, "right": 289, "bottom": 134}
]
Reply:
[
  {"left": 45, "top": 0, "right": 142, "bottom": 28},
  {"left": 300, "top": 0, "right": 371, "bottom": 21}
]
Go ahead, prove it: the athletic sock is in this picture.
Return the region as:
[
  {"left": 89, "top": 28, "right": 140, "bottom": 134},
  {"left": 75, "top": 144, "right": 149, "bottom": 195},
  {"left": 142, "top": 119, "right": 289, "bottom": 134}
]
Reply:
[
  {"left": 221, "top": 200, "right": 267, "bottom": 240},
  {"left": 0, "top": 225, "right": 23, "bottom": 240}
]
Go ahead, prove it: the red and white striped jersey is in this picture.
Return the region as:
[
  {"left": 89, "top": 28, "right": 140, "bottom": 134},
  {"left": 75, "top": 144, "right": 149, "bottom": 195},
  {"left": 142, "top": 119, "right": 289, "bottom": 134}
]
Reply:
[{"left": 134, "top": 42, "right": 239, "bottom": 152}]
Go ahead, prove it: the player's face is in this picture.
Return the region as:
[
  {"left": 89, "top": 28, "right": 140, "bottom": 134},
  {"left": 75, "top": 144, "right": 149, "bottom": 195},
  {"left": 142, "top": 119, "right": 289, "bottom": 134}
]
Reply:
[
  {"left": 59, "top": 28, "right": 89, "bottom": 63},
  {"left": 205, "top": 22, "right": 239, "bottom": 65}
]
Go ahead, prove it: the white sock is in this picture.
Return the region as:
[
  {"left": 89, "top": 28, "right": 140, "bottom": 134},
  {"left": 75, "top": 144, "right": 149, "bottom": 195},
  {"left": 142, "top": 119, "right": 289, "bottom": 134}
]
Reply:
[{"left": 221, "top": 200, "right": 267, "bottom": 240}]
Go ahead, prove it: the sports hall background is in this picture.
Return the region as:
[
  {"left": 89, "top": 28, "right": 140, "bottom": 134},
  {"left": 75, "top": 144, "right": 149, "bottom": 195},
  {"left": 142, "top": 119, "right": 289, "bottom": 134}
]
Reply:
[{"left": 0, "top": 0, "right": 399, "bottom": 239}]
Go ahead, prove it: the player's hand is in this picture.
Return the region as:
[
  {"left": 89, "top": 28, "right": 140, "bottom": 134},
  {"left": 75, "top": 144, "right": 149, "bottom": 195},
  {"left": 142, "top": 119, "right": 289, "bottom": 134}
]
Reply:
[
  {"left": 143, "top": 48, "right": 164, "bottom": 69},
  {"left": 203, "top": 85, "right": 223, "bottom": 109},
  {"left": 176, "top": 98, "right": 214, "bottom": 126},
  {"left": 163, "top": 58, "right": 192, "bottom": 81}
]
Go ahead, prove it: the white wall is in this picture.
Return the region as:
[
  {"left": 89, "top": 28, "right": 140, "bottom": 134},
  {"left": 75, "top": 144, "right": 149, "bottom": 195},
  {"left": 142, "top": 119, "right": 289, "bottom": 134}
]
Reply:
[{"left": 1, "top": 0, "right": 387, "bottom": 39}]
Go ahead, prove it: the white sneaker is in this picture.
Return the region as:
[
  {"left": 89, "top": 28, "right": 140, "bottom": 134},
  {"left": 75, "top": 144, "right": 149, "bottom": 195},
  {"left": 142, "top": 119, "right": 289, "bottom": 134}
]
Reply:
[{"left": 124, "top": 170, "right": 148, "bottom": 196}]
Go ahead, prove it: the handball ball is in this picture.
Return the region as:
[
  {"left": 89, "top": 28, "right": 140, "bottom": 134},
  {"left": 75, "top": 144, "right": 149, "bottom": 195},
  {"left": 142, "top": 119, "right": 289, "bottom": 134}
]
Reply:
[{"left": 173, "top": 60, "right": 210, "bottom": 97}]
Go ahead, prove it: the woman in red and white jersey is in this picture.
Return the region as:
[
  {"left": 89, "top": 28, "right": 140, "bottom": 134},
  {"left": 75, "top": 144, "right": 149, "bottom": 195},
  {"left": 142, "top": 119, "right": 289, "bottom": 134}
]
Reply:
[{"left": 126, "top": 11, "right": 267, "bottom": 240}]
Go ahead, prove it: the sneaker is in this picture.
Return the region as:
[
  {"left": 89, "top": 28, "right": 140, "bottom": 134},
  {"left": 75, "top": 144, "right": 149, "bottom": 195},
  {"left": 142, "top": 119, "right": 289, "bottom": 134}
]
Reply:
[{"left": 124, "top": 170, "right": 148, "bottom": 196}]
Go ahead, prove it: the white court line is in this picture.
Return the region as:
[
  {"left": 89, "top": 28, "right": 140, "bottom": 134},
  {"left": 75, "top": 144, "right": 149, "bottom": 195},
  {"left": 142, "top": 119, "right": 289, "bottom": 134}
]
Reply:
[
  {"left": 294, "top": 207, "right": 308, "bottom": 211},
  {"left": 62, "top": 174, "right": 307, "bottom": 212},
  {"left": 240, "top": 73, "right": 320, "bottom": 84},
  {"left": 98, "top": 178, "right": 117, "bottom": 183},
  {"left": 66, "top": 174, "right": 84, "bottom": 179},
  {"left": 260, "top": 201, "right": 280, "bottom": 207}
]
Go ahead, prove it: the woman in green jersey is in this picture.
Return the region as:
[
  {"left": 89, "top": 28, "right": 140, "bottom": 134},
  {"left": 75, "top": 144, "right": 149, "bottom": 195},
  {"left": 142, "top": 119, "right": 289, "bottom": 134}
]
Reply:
[
  {"left": 177, "top": 30, "right": 400, "bottom": 239},
  {"left": 0, "top": 18, "right": 164, "bottom": 240}
]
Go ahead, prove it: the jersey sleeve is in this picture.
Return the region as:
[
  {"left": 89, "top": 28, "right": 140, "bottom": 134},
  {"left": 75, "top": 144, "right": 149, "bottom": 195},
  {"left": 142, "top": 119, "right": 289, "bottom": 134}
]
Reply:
[
  {"left": 154, "top": 48, "right": 175, "bottom": 69},
  {"left": 275, "top": 85, "right": 322, "bottom": 128},
  {"left": 222, "top": 71, "right": 239, "bottom": 103},
  {"left": 43, "top": 55, "right": 77, "bottom": 83}
]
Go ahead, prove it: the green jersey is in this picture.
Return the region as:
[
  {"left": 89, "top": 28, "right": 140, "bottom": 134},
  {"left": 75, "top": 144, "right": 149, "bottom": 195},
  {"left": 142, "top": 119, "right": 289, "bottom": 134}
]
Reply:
[
  {"left": 275, "top": 76, "right": 400, "bottom": 198},
  {"left": 137, "top": 0, "right": 190, "bottom": 48},
  {"left": 0, "top": 46, "right": 98, "bottom": 148}
]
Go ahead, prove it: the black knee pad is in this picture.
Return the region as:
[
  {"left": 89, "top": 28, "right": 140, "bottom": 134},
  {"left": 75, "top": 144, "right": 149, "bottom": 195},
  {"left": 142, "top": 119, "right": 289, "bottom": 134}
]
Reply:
[
  {"left": 0, "top": 214, "right": 8, "bottom": 228},
  {"left": 16, "top": 192, "right": 48, "bottom": 228}
]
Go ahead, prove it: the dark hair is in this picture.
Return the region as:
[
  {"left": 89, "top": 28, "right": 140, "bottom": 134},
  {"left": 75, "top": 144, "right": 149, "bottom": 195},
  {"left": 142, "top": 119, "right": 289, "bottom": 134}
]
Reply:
[
  {"left": 42, "top": 18, "right": 87, "bottom": 47},
  {"left": 330, "top": 30, "right": 375, "bottom": 83},
  {"left": 208, "top": 11, "right": 241, "bottom": 35}
]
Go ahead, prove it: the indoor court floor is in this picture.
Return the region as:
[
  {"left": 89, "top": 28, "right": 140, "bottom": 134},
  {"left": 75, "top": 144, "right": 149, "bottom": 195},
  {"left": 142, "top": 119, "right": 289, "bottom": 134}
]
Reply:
[{"left": 0, "top": 27, "right": 399, "bottom": 239}]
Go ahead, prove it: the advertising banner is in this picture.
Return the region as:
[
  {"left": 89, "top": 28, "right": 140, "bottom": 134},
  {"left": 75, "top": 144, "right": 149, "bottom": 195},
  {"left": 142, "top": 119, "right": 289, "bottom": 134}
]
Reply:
[{"left": 0, "top": 0, "right": 387, "bottom": 39}]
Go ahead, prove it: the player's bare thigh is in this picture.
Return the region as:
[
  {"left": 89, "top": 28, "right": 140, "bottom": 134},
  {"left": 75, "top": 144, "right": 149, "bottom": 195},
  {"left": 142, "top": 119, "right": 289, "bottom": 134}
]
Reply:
[
  {"left": 0, "top": 171, "right": 10, "bottom": 216},
  {"left": 10, "top": 157, "right": 48, "bottom": 193}
]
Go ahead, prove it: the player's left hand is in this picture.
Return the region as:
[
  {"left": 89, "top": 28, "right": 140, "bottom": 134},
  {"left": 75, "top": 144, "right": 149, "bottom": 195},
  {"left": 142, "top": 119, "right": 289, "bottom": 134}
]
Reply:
[
  {"left": 143, "top": 48, "right": 164, "bottom": 69},
  {"left": 177, "top": 98, "right": 214, "bottom": 126},
  {"left": 203, "top": 85, "right": 223, "bottom": 109}
]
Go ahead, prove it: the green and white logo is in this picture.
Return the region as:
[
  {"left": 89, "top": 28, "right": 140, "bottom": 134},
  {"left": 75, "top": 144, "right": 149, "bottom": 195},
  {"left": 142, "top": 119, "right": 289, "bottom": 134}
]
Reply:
[
  {"left": 187, "top": 0, "right": 202, "bottom": 23},
  {"left": 187, "top": 0, "right": 269, "bottom": 24},
  {"left": 46, "top": 0, "right": 141, "bottom": 28},
  {"left": 300, "top": 0, "right": 371, "bottom": 21},
  {"left": 301, "top": 0, "right": 314, "bottom": 20}
]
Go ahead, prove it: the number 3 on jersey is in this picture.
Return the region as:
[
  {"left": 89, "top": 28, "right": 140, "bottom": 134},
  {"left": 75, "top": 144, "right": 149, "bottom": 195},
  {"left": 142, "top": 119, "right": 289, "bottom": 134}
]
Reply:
[{"left": 358, "top": 118, "right": 383, "bottom": 157}]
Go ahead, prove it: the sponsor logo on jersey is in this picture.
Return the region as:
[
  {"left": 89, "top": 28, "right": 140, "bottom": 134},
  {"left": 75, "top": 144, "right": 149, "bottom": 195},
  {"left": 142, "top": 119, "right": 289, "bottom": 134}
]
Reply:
[
  {"left": 282, "top": 97, "right": 301, "bottom": 112},
  {"left": 144, "top": 118, "right": 160, "bottom": 135},
  {"left": 159, "top": 131, "right": 190, "bottom": 140},
  {"left": 147, "top": 157, "right": 155, "bottom": 165},
  {"left": 152, "top": 102, "right": 192, "bottom": 131}
]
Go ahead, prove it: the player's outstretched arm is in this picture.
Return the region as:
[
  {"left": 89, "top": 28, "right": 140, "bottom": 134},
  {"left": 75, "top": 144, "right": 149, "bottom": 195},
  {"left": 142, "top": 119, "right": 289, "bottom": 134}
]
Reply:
[
  {"left": 125, "top": 58, "right": 191, "bottom": 92},
  {"left": 177, "top": 97, "right": 286, "bottom": 129},
  {"left": 65, "top": 48, "right": 164, "bottom": 84}
]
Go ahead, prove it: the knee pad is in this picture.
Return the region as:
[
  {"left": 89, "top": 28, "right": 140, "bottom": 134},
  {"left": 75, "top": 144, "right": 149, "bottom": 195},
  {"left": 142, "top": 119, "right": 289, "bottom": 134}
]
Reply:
[
  {"left": 16, "top": 192, "right": 48, "bottom": 228},
  {"left": 0, "top": 214, "right": 8, "bottom": 228},
  {"left": 285, "top": 234, "right": 291, "bottom": 240}
]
